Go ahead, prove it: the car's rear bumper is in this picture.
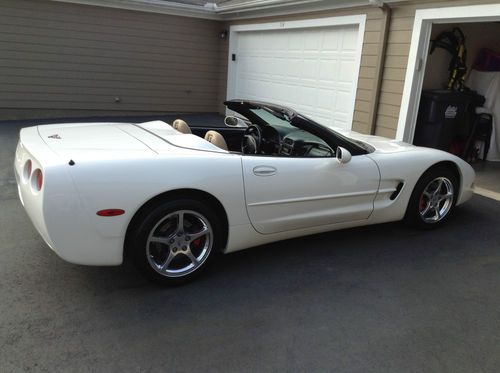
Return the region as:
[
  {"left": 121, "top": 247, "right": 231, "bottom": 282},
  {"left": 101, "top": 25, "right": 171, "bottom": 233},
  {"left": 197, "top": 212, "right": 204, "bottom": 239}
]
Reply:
[
  {"left": 15, "top": 140, "right": 56, "bottom": 250},
  {"left": 15, "top": 127, "right": 124, "bottom": 266}
]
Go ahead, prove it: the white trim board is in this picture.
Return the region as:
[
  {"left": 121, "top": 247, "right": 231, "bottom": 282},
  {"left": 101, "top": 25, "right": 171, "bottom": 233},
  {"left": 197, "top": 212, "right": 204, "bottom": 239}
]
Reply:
[
  {"left": 49, "top": 0, "right": 220, "bottom": 19},
  {"left": 49, "top": 0, "right": 411, "bottom": 20},
  {"left": 226, "top": 15, "right": 366, "bottom": 129},
  {"left": 396, "top": 4, "right": 500, "bottom": 142}
]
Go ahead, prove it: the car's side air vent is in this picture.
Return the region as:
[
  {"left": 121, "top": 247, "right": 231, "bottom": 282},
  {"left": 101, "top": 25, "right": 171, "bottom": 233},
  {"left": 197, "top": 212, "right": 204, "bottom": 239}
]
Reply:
[{"left": 390, "top": 182, "right": 404, "bottom": 200}]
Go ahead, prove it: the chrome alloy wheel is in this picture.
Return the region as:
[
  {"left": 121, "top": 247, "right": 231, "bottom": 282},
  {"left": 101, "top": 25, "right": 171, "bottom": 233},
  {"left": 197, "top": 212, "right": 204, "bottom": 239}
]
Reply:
[
  {"left": 146, "top": 210, "right": 213, "bottom": 277},
  {"left": 418, "top": 177, "right": 454, "bottom": 223}
]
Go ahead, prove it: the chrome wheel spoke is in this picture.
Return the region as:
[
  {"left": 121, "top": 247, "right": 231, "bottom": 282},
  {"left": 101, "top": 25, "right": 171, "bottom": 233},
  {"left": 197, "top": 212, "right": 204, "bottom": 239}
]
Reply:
[
  {"left": 433, "top": 179, "right": 444, "bottom": 196},
  {"left": 439, "top": 192, "right": 453, "bottom": 202},
  {"left": 433, "top": 206, "right": 441, "bottom": 220},
  {"left": 146, "top": 209, "right": 213, "bottom": 278},
  {"left": 160, "top": 251, "right": 175, "bottom": 271},
  {"left": 188, "top": 226, "right": 209, "bottom": 242},
  {"left": 176, "top": 211, "right": 185, "bottom": 233},
  {"left": 419, "top": 177, "right": 454, "bottom": 224},
  {"left": 185, "top": 249, "right": 199, "bottom": 265},
  {"left": 149, "top": 236, "right": 171, "bottom": 245},
  {"left": 421, "top": 202, "right": 432, "bottom": 216}
]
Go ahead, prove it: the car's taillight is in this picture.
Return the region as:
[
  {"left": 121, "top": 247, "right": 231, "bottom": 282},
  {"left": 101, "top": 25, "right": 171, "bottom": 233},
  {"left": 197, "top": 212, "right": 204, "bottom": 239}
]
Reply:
[
  {"left": 37, "top": 171, "right": 43, "bottom": 190},
  {"left": 32, "top": 169, "right": 43, "bottom": 191},
  {"left": 23, "top": 160, "right": 32, "bottom": 182}
]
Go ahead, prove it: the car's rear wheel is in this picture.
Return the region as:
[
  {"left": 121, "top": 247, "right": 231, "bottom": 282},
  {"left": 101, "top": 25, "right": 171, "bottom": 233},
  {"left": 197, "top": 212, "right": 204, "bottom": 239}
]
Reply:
[
  {"left": 405, "top": 166, "right": 458, "bottom": 229},
  {"left": 127, "top": 199, "right": 223, "bottom": 285}
]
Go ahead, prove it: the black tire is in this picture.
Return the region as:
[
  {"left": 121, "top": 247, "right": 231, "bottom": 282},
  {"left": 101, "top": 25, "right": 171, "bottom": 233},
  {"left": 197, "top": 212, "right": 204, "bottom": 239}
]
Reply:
[
  {"left": 404, "top": 165, "right": 459, "bottom": 229},
  {"left": 126, "top": 198, "right": 223, "bottom": 286}
]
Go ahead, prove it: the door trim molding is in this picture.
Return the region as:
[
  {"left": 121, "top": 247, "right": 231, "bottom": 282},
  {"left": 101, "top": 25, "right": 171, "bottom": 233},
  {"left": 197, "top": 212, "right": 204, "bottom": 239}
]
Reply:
[
  {"left": 226, "top": 15, "right": 367, "bottom": 131},
  {"left": 248, "top": 189, "right": 378, "bottom": 207}
]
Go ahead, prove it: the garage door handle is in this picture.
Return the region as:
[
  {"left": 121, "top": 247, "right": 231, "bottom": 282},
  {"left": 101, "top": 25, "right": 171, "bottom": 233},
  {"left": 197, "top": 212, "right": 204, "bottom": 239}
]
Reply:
[{"left": 253, "top": 166, "right": 277, "bottom": 176}]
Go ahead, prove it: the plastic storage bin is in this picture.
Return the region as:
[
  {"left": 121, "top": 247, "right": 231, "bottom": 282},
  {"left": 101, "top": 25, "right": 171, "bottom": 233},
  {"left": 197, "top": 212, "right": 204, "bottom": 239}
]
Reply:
[{"left": 413, "top": 90, "right": 484, "bottom": 151}]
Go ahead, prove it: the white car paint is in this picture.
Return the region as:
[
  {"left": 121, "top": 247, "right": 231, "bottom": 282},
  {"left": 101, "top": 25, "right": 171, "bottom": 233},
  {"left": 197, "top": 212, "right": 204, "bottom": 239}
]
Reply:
[
  {"left": 14, "top": 120, "right": 475, "bottom": 266},
  {"left": 242, "top": 155, "right": 379, "bottom": 234}
]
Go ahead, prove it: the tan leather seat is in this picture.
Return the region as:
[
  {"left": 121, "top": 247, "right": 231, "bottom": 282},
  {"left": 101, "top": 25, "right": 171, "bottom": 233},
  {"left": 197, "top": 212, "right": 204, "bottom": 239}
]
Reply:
[
  {"left": 172, "top": 119, "right": 191, "bottom": 134},
  {"left": 204, "top": 130, "right": 228, "bottom": 151}
]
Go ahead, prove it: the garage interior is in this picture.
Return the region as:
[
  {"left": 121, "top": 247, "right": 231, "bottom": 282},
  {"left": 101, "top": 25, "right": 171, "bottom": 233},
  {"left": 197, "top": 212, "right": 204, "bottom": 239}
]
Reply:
[{"left": 417, "top": 21, "right": 500, "bottom": 194}]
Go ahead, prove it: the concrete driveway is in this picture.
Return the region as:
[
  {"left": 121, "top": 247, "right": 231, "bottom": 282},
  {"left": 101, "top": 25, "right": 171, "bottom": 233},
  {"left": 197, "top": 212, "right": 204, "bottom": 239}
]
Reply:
[{"left": 1, "top": 122, "right": 499, "bottom": 372}]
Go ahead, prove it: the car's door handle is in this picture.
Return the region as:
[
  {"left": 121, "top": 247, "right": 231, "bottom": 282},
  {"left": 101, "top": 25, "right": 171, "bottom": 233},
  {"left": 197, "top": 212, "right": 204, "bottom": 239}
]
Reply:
[{"left": 253, "top": 166, "right": 277, "bottom": 176}]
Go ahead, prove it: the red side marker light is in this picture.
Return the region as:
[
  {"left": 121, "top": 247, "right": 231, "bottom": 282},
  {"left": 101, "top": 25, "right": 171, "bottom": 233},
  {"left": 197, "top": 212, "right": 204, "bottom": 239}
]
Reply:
[{"left": 96, "top": 209, "right": 125, "bottom": 217}]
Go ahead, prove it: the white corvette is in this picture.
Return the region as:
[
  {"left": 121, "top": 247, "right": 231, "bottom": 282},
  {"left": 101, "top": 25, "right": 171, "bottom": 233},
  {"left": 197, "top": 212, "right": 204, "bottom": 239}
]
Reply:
[{"left": 15, "top": 100, "right": 475, "bottom": 284}]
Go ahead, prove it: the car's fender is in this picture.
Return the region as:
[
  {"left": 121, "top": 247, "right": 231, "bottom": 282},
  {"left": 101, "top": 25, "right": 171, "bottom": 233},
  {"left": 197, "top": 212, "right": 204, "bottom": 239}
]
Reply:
[
  {"left": 47, "top": 151, "right": 248, "bottom": 265},
  {"left": 366, "top": 147, "right": 475, "bottom": 224}
]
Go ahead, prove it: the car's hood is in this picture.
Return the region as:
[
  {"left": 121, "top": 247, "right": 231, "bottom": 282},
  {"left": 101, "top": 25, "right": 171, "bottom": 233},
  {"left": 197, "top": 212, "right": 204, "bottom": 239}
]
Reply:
[
  {"left": 338, "top": 129, "right": 418, "bottom": 154},
  {"left": 36, "top": 121, "right": 225, "bottom": 158}
]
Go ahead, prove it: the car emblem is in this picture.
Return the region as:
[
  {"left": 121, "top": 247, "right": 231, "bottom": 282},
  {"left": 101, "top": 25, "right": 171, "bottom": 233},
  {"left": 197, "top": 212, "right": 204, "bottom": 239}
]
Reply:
[{"left": 48, "top": 134, "right": 61, "bottom": 139}]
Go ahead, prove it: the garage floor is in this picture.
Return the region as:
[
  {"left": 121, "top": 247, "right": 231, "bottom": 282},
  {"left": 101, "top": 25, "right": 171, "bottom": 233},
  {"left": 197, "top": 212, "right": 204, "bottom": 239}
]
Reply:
[
  {"left": 1, "top": 122, "right": 500, "bottom": 372},
  {"left": 473, "top": 161, "right": 500, "bottom": 194}
]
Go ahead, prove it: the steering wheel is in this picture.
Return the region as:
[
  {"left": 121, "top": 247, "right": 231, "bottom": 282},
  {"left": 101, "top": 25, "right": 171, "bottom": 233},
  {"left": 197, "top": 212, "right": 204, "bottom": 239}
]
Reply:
[{"left": 241, "top": 124, "right": 262, "bottom": 154}]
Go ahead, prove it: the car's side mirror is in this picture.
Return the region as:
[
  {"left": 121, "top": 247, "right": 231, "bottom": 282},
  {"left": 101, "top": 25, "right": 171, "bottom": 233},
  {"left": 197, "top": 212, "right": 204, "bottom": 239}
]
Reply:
[
  {"left": 336, "top": 146, "right": 352, "bottom": 164},
  {"left": 224, "top": 116, "right": 248, "bottom": 128}
]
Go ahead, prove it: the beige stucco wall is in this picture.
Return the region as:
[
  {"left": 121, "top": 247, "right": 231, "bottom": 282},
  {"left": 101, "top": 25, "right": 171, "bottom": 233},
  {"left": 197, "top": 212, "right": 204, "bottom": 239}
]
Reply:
[{"left": 0, "top": 0, "right": 224, "bottom": 120}]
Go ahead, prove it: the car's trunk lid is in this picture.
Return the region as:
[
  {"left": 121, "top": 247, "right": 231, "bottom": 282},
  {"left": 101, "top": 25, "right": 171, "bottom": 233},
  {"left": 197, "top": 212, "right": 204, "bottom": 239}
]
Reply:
[
  {"left": 37, "top": 121, "right": 226, "bottom": 158},
  {"left": 37, "top": 122, "right": 155, "bottom": 157}
]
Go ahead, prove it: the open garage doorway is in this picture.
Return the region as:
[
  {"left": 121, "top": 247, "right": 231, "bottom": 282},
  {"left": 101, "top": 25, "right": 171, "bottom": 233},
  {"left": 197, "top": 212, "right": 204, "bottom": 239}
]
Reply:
[{"left": 397, "top": 4, "right": 500, "bottom": 198}]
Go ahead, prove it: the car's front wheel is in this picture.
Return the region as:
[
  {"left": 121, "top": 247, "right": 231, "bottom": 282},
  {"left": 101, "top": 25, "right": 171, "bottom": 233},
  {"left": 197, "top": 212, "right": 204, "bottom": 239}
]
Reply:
[
  {"left": 405, "top": 166, "right": 458, "bottom": 228},
  {"left": 127, "top": 199, "right": 223, "bottom": 285}
]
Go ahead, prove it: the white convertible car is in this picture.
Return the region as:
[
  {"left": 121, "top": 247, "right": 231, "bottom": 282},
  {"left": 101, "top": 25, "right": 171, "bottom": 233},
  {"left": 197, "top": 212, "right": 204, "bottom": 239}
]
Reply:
[{"left": 15, "top": 100, "right": 475, "bottom": 284}]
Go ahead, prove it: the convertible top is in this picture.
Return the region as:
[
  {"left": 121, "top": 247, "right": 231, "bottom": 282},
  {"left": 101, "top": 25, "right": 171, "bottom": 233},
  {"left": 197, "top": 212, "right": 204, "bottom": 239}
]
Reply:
[{"left": 224, "top": 99, "right": 370, "bottom": 155}]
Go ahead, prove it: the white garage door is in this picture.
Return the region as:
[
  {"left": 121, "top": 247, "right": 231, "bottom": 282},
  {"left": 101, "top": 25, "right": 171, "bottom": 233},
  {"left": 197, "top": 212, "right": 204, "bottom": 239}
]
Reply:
[{"left": 229, "top": 23, "right": 362, "bottom": 130}]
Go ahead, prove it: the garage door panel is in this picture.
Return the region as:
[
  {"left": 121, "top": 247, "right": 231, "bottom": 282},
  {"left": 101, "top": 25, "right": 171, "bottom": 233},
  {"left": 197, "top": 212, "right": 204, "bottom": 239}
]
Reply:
[
  {"left": 303, "top": 32, "right": 321, "bottom": 50},
  {"left": 231, "top": 23, "right": 361, "bottom": 130},
  {"left": 339, "top": 59, "right": 356, "bottom": 82},
  {"left": 322, "top": 30, "right": 341, "bottom": 50},
  {"left": 342, "top": 28, "right": 359, "bottom": 50},
  {"left": 319, "top": 60, "right": 340, "bottom": 81},
  {"left": 302, "top": 59, "right": 320, "bottom": 79},
  {"left": 317, "top": 89, "right": 336, "bottom": 110}
]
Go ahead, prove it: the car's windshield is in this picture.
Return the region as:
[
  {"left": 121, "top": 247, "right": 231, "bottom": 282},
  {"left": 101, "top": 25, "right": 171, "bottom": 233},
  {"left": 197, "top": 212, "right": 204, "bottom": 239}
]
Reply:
[
  {"left": 249, "top": 108, "right": 329, "bottom": 146},
  {"left": 226, "top": 100, "right": 374, "bottom": 154},
  {"left": 249, "top": 108, "right": 294, "bottom": 129}
]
